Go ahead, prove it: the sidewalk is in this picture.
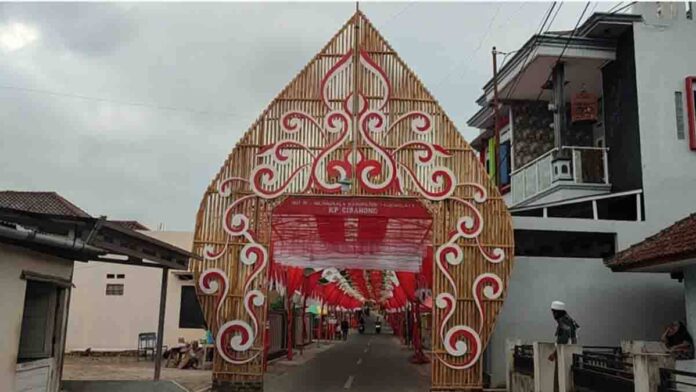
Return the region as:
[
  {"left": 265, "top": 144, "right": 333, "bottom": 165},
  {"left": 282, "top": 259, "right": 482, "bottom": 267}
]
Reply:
[{"left": 62, "top": 356, "right": 211, "bottom": 392}]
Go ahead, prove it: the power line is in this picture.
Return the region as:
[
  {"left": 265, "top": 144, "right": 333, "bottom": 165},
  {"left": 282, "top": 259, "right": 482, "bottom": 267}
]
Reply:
[
  {"left": 381, "top": 1, "right": 417, "bottom": 29},
  {"left": 546, "top": 1, "right": 564, "bottom": 33},
  {"left": 503, "top": 1, "right": 558, "bottom": 100},
  {"left": 534, "top": 1, "right": 591, "bottom": 101},
  {"left": 588, "top": 1, "right": 600, "bottom": 16},
  {"left": 433, "top": 3, "right": 504, "bottom": 89},
  {"left": 486, "top": 2, "right": 557, "bottom": 183},
  {"left": 607, "top": 1, "right": 624, "bottom": 13},
  {"left": 610, "top": 1, "right": 636, "bottom": 14},
  {"left": 0, "top": 84, "right": 241, "bottom": 118},
  {"left": 498, "top": 50, "right": 519, "bottom": 69}
]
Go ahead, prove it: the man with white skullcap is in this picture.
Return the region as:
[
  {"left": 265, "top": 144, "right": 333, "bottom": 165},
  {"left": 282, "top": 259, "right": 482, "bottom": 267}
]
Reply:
[
  {"left": 551, "top": 301, "right": 579, "bottom": 344},
  {"left": 549, "top": 301, "right": 580, "bottom": 391}
]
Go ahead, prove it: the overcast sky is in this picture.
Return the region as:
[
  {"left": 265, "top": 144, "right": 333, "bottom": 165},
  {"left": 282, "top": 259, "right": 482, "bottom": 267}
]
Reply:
[{"left": 0, "top": 1, "right": 622, "bottom": 230}]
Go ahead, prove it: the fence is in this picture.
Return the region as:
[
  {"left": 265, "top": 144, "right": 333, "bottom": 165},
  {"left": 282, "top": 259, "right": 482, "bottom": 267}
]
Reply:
[
  {"left": 572, "top": 352, "right": 634, "bottom": 392},
  {"left": 511, "top": 146, "right": 609, "bottom": 205},
  {"left": 583, "top": 346, "right": 623, "bottom": 357},
  {"left": 513, "top": 345, "right": 534, "bottom": 376},
  {"left": 659, "top": 368, "right": 696, "bottom": 392}
]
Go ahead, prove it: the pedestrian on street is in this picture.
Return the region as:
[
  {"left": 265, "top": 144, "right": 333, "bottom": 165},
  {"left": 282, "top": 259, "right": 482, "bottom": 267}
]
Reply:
[
  {"left": 548, "top": 301, "right": 579, "bottom": 392},
  {"left": 341, "top": 318, "right": 350, "bottom": 340}
]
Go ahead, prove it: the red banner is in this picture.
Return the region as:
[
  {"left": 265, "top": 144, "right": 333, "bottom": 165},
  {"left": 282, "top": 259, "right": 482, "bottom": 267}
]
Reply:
[{"left": 273, "top": 197, "right": 431, "bottom": 219}]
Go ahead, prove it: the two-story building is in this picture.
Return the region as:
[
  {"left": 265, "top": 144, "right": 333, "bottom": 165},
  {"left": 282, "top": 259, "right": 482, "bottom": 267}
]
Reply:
[{"left": 467, "top": 3, "right": 696, "bottom": 386}]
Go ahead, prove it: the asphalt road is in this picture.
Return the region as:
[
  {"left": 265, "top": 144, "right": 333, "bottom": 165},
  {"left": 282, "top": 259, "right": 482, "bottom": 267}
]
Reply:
[{"left": 264, "top": 332, "right": 430, "bottom": 392}]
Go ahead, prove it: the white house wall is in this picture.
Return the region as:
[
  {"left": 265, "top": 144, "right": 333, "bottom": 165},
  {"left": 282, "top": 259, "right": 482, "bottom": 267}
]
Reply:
[
  {"left": 486, "top": 256, "right": 684, "bottom": 387},
  {"left": 66, "top": 231, "right": 202, "bottom": 352},
  {"left": 633, "top": 2, "right": 696, "bottom": 231},
  {"left": 0, "top": 243, "right": 74, "bottom": 392}
]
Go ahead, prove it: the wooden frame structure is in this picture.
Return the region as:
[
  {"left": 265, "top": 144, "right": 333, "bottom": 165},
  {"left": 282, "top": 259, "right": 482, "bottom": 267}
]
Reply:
[{"left": 190, "top": 11, "right": 514, "bottom": 391}]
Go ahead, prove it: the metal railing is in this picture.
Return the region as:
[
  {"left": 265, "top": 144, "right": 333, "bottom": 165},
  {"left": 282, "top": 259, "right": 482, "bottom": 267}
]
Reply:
[
  {"left": 584, "top": 346, "right": 623, "bottom": 357},
  {"left": 511, "top": 146, "right": 609, "bottom": 206},
  {"left": 660, "top": 368, "right": 696, "bottom": 392},
  {"left": 572, "top": 352, "right": 634, "bottom": 392},
  {"left": 513, "top": 344, "right": 534, "bottom": 376},
  {"left": 565, "top": 146, "right": 609, "bottom": 185}
]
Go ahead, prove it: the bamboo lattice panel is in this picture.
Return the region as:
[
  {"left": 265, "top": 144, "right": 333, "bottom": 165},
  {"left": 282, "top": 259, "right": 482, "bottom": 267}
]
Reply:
[{"left": 190, "top": 11, "right": 514, "bottom": 391}]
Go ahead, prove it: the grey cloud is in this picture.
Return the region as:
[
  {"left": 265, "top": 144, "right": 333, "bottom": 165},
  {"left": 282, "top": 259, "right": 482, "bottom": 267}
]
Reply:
[
  {"left": 1, "top": 2, "right": 139, "bottom": 56},
  {"left": 0, "top": 2, "right": 623, "bottom": 230}
]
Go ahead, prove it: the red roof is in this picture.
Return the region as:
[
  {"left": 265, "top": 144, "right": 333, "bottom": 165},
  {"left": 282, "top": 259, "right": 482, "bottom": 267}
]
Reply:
[
  {"left": 606, "top": 213, "right": 696, "bottom": 271},
  {"left": 0, "top": 191, "right": 150, "bottom": 231},
  {"left": 0, "top": 191, "right": 91, "bottom": 218},
  {"left": 110, "top": 220, "right": 150, "bottom": 231}
]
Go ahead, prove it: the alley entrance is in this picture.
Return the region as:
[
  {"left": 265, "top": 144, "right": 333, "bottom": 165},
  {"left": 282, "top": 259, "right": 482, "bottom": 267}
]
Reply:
[
  {"left": 262, "top": 196, "right": 433, "bottom": 386},
  {"left": 190, "top": 10, "right": 515, "bottom": 391}
]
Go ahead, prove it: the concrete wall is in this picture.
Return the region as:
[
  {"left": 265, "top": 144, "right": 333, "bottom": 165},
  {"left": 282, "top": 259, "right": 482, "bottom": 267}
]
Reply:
[
  {"left": 66, "top": 231, "right": 203, "bottom": 352},
  {"left": 633, "top": 2, "right": 696, "bottom": 230},
  {"left": 486, "top": 255, "right": 684, "bottom": 387},
  {"left": 510, "top": 373, "right": 534, "bottom": 392},
  {"left": 0, "top": 243, "right": 74, "bottom": 392}
]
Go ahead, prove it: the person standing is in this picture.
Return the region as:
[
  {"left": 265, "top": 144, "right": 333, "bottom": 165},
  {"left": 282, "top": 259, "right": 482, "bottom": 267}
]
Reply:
[
  {"left": 551, "top": 301, "right": 579, "bottom": 347},
  {"left": 341, "top": 318, "right": 350, "bottom": 340},
  {"left": 548, "top": 301, "right": 579, "bottom": 392}
]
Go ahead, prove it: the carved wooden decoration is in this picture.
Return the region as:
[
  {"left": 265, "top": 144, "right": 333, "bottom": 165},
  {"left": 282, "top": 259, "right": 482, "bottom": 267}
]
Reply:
[{"left": 190, "top": 11, "right": 514, "bottom": 391}]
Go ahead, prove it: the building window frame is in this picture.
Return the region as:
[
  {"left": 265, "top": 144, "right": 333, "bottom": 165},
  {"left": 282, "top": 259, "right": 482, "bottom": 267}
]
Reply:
[
  {"left": 686, "top": 76, "right": 696, "bottom": 150},
  {"left": 17, "top": 280, "right": 58, "bottom": 360},
  {"left": 179, "top": 286, "right": 207, "bottom": 329},
  {"left": 105, "top": 283, "right": 124, "bottom": 296}
]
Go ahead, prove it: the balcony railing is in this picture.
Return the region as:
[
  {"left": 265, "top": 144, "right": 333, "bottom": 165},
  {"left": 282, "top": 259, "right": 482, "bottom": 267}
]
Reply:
[
  {"left": 511, "top": 146, "right": 609, "bottom": 206},
  {"left": 659, "top": 368, "right": 696, "bottom": 392},
  {"left": 572, "top": 352, "right": 634, "bottom": 392}
]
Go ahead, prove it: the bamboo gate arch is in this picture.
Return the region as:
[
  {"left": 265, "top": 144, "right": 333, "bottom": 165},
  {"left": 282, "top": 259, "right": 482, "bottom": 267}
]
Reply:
[{"left": 190, "top": 11, "right": 514, "bottom": 391}]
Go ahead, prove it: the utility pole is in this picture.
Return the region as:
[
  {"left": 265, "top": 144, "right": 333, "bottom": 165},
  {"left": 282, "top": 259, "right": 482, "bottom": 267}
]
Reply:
[{"left": 492, "top": 46, "right": 501, "bottom": 187}]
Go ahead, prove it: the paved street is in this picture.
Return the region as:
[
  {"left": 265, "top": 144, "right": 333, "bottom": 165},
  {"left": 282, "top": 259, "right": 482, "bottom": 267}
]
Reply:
[{"left": 265, "top": 332, "right": 430, "bottom": 392}]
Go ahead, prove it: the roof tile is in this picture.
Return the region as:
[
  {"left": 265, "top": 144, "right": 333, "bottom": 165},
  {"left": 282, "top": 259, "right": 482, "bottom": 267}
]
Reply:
[
  {"left": 606, "top": 213, "right": 696, "bottom": 270},
  {"left": 0, "top": 191, "right": 91, "bottom": 218}
]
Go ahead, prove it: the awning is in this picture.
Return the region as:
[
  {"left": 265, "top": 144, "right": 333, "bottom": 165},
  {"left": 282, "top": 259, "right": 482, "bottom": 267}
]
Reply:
[{"left": 0, "top": 207, "right": 195, "bottom": 269}]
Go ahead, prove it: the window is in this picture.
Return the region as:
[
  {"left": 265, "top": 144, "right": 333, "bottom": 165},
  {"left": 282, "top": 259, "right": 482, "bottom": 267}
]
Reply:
[
  {"left": 18, "top": 281, "right": 58, "bottom": 360},
  {"left": 676, "top": 91, "right": 685, "bottom": 140},
  {"left": 116, "top": 274, "right": 125, "bottom": 279},
  {"left": 106, "top": 274, "right": 115, "bottom": 279},
  {"left": 179, "top": 286, "right": 206, "bottom": 329},
  {"left": 687, "top": 76, "right": 696, "bottom": 150},
  {"left": 105, "top": 283, "right": 124, "bottom": 296},
  {"left": 499, "top": 141, "right": 511, "bottom": 188}
]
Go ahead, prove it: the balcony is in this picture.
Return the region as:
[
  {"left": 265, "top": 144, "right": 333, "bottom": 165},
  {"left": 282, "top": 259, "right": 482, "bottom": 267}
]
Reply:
[{"left": 511, "top": 146, "right": 610, "bottom": 207}]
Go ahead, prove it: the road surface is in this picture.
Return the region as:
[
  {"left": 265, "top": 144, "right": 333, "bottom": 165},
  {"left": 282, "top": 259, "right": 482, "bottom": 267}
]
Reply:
[{"left": 265, "top": 331, "right": 430, "bottom": 392}]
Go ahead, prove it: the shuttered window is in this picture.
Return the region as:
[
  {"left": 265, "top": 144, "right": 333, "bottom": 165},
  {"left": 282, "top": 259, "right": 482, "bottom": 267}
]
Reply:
[
  {"left": 105, "top": 283, "right": 124, "bottom": 296},
  {"left": 18, "top": 281, "right": 57, "bottom": 360}
]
